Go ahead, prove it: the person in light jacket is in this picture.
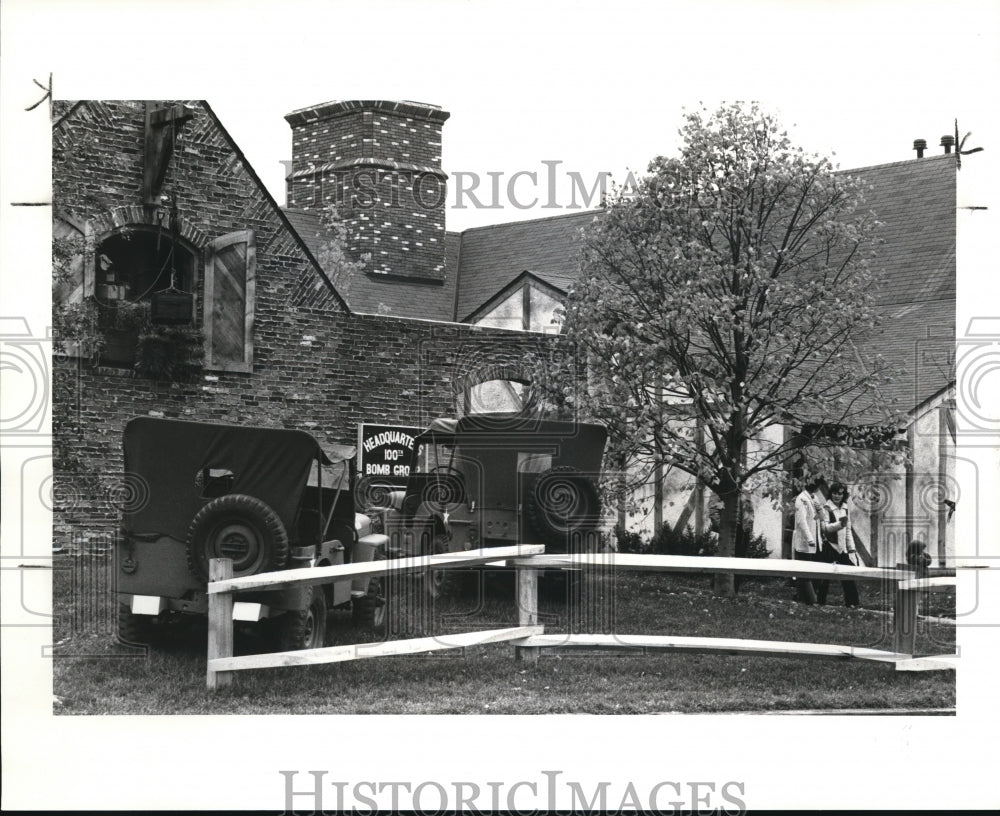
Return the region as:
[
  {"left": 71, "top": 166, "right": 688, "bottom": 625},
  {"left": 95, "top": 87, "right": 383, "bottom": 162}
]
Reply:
[
  {"left": 821, "top": 482, "right": 860, "bottom": 608},
  {"left": 791, "top": 477, "right": 843, "bottom": 604}
]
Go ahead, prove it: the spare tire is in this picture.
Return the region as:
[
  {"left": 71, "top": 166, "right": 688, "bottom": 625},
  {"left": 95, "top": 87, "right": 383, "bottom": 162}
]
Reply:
[
  {"left": 526, "top": 466, "right": 601, "bottom": 545},
  {"left": 186, "top": 494, "right": 289, "bottom": 580}
]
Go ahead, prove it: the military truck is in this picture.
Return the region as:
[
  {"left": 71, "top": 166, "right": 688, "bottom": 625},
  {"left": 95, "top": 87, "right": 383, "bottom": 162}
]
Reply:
[
  {"left": 371, "top": 412, "right": 609, "bottom": 596},
  {"left": 116, "top": 417, "right": 387, "bottom": 650}
]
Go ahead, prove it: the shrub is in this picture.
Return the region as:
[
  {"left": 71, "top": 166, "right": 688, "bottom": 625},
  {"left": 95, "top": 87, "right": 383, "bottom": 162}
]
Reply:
[
  {"left": 743, "top": 532, "right": 772, "bottom": 559},
  {"left": 648, "top": 525, "right": 772, "bottom": 559},
  {"left": 614, "top": 525, "right": 647, "bottom": 554},
  {"left": 650, "top": 524, "right": 718, "bottom": 557}
]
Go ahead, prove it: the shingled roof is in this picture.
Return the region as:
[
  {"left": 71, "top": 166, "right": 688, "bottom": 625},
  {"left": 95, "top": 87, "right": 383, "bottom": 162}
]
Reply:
[
  {"left": 285, "top": 205, "right": 597, "bottom": 322},
  {"left": 452, "top": 157, "right": 956, "bottom": 414},
  {"left": 284, "top": 206, "right": 460, "bottom": 320},
  {"left": 850, "top": 154, "right": 956, "bottom": 307},
  {"left": 282, "top": 154, "right": 956, "bottom": 415},
  {"left": 450, "top": 210, "right": 598, "bottom": 321},
  {"left": 848, "top": 154, "right": 956, "bottom": 415}
]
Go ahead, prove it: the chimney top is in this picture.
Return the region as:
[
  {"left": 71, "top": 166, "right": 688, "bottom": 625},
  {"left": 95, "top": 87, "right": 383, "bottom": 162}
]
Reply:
[
  {"left": 913, "top": 139, "right": 927, "bottom": 158},
  {"left": 285, "top": 99, "right": 450, "bottom": 127},
  {"left": 940, "top": 134, "right": 955, "bottom": 154}
]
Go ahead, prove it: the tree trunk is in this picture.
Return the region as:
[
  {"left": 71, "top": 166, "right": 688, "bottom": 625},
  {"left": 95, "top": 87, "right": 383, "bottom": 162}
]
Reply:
[
  {"left": 714, "top": 489, "right": 740, "bottom": 598},
  {"left": 616, "top": 461, "right": 628, "bottom": 532}
]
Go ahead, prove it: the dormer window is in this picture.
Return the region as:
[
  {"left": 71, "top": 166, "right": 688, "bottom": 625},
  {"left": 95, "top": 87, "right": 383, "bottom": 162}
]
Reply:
[{"left": 468, "top": 274, "right": 565, "bottom": 334}]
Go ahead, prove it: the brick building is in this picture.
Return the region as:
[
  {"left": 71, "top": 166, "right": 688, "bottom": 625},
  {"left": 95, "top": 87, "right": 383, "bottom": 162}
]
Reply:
[
  {"left": 51, "top": 100, "right": 558, "bottom": 548},
  {"left": 53, "top": 99, "right": 959, "bottom": 567}
]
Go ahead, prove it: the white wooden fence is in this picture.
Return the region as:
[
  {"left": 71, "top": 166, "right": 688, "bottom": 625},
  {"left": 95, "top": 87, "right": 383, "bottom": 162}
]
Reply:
[
  {"left": 206, "top": 549, "right": 956, "bottom": 689},
  {"left": 206, "top": 545, "right": 544, "bottom": 689}
]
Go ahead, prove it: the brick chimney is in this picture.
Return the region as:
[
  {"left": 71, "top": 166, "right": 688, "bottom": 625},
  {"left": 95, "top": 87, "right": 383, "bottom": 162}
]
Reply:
[{"left": 285, "top": 100, "right": 450, "bottom": 282}]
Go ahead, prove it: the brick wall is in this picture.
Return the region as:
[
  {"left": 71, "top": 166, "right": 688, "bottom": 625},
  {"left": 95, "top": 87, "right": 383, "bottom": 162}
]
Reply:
[
  {"left": 52, "top": 100, "right": 559, "bottom": 546},
  {"left": 53, "top": 312, "right": 552, "bottom": 544}
]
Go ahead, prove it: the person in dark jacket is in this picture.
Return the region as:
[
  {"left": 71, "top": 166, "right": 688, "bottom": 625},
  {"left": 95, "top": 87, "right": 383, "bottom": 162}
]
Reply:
[
  {"left": 821, "top": 482, "right": 860, "bottom": 608},
  {"left": 906, "top": 540, "right": 933, "bottom": 576}
]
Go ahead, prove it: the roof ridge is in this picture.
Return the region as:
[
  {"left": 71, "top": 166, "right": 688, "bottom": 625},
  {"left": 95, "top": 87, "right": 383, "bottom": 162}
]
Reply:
[
  {"left": 838, "top": 154, "right": 956, "bottom": 174},
  {"left": 453, "top": 208, "right": 601, "bottom": 236}
]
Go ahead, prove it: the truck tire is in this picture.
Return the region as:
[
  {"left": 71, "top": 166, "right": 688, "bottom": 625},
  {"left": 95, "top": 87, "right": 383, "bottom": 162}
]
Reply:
[
  {"left": 419, "top": 564, "right": 455, "bottom": 601},
  {"left": 272, "top": 586, "right": 327, "bottom": 651},
  {"left": 352, "top": 589, "right": 387, "bottom": 630},
  {"left": 353, "top": 550, "right": 389, "bottom": 630},
  {"left": 414, "top": 528, "right": 469, "bottom": 602},
  {"left": 526, "top": 466, "right": 601, "bottom": 545},
  {"left": 186, "top": 494, "right": 288, "bottom": 581},
  {"left": 116, "top": 602, "right": 157, "bottom": 646}
]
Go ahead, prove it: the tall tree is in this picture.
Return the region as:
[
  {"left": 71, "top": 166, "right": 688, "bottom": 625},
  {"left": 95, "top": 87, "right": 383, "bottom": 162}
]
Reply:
[{"left": 546, "top": 103, "right": 902, "bottom": 595}]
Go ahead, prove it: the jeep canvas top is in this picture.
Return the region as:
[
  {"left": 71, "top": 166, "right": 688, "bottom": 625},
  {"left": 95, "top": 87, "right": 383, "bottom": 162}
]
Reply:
[
  {"left": 116, "top": 417, "right": 386, "bottom": 650},
  {"left": 379, "top": 411, "right": 607, "bottom": 558}
]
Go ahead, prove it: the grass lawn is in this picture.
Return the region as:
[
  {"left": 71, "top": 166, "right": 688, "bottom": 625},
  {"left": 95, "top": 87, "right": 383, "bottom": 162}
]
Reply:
[{"left": 51, "top": 556, "right": 955, "bottom": 715}]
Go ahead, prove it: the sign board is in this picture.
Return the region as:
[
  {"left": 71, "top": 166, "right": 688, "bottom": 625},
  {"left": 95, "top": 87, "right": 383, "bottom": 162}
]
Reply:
[{"left": 356, "top": 423, "right": 421, "bottom": 486}]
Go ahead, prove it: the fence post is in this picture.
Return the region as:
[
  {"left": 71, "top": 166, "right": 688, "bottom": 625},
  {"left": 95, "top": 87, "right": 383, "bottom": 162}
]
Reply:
[
  {"left": 892, "top": 580, "right": 918, "bottom": 656},
  {"left": 515, "top": 563, "right": 540, "bottom": 665},
  {"left": 207, "top": 557, "right": 234, "bottom": 690}
]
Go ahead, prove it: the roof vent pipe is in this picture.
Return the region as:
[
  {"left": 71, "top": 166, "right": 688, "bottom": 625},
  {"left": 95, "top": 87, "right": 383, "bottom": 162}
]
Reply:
[
  {"left": 940, "top": 134, "right": 955, "bottom": 154},
  {"left": 913, "top": 139, "right": 927, "bottom": 158}
]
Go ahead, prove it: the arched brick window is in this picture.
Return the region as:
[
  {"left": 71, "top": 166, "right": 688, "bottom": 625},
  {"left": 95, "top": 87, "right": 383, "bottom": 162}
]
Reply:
[
  {"left": 460, "top": 363, "right": 534, "bottom": 415},
  {"left": 94, "top": 228, "right": 196, "bottom": 367}
]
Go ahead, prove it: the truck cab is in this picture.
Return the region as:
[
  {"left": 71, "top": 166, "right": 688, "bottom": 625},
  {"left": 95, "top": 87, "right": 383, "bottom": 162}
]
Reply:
[{"left": 377, "top": 413, "right": 609, "bottom": 575}]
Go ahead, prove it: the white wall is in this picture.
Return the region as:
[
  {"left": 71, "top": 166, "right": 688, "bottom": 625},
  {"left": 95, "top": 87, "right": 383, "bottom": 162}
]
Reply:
[{"left": 618, "top": 401, "right": 956, "bottom": 567}]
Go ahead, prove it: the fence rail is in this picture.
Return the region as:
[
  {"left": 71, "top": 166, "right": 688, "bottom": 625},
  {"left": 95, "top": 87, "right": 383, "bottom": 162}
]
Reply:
[
  {"left": 508, "top": 552, "right": 908, "bottom": 582},
  {"left": 209, "top": 625, "right": 544, "bottom": 673},
  {"left": 206, "top": 549, "right": 957, "bottom": 689},
  {"left": 207, "top": 545, "right": 544, "bottom": 595},
  {"left": 206, "top": 545, "right": 542, "bottom": 689}
]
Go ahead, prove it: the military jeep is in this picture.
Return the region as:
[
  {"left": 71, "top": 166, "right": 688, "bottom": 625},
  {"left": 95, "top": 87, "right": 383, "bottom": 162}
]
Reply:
[
  {"left": 116, "top": 417, "right": 387, "bottom": 650},
  {"left": 374, "top": 413, "right": 609, "bottom": 596}
]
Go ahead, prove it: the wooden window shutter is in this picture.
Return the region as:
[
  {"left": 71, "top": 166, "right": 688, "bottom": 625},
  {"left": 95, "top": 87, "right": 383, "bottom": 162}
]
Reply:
[{"left": 204, "top": 230, "right": 255, "bottom": 372}]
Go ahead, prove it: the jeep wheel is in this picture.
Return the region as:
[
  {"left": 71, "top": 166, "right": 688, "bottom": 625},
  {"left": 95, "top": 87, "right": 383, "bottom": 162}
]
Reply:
[
  {"left": 116, "top": 602, "right": 157, "bottom": 646},
  {"left": 186, "top": 494, "right": 289, "bottom": 580},
  {"left": 414, "top": 530, "right": 467, "bottom": 601},
  {"left": 408, "top": 567, "right": 450, "bottom": 603},
  {"left": 423, "top": 566, "right": 453, "bottom": 600},
  {"left": 352, "top": 590, "right": 387, "bottom": 630},
  {"left": 273, "top": 586, "right": 327, "bottom": 651},
  {"left": 526, "top": 466, "right": 601, "bottom": 546}
]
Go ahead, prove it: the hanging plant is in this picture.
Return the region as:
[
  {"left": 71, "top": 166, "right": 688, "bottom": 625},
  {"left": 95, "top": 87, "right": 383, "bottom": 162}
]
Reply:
[
  {"left": 93, "top": 301, "right": 152, "bottom": 368},
  {"left": 135, "top": 324, "right": 204, "bottom": 381},
  {"left": 107, "top": 300, "right": 153, "bottom": 332}
]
